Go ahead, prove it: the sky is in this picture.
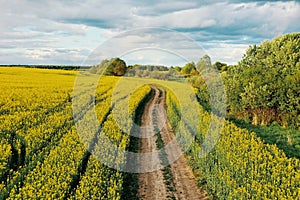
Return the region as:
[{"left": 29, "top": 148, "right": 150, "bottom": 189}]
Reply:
[{"left": 1, "top": 0, "right": 300, "bottom": 66}]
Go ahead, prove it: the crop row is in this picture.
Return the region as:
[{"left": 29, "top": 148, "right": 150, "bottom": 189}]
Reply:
[{"left": 165, "top": 88, "right": 300, "bottom": 199}]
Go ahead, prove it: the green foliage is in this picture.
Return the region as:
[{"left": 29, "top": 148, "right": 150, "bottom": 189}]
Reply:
[
  {"left": 213, "top": 61, "right": 228, "bottom": 71},
  {"left": 125, "top": 65, "right": 183, "bottom": 81},
  {"left": 233, "top": 119, "right": 300, "bottom": 159},
  {"left": 181, "top": 62, "right": 197, "bottom": 76},
  {"left": 90, "top": 58, "right": 127, "bottom": 76},
  {"left": 174, "top": 66, "right": 181, "bottom": 72},
  {"left": 188, "top": 76, "right": 211, "bottom": 111},
  {"left": 165, "top": 89, "right": 300, "bottom": 199},
  {"left": 130, "top": 65, "right": 169, "bottom": 71},
  {"left": 226, "top": 33, "right": 300, "bottom": 127},
  {"left": 196, "top": 55, "right": 212, "bottom": 72}
]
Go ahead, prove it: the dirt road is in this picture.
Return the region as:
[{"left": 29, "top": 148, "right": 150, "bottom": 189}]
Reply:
[{"left": 137, "top": 86, "right": 209, "bottom": 200}]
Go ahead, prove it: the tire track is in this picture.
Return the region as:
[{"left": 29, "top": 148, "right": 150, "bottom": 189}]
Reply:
[
  {"left": 138, "top": 85, "right": 209, "bottom": 200},
  {"left": 138, "top": 86, "right": 168, "bottom": 200}
]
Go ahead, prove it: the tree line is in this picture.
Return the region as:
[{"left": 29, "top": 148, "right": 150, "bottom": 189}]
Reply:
[
  {"left": 225, "top": 33, "right": 299, "bottom": 127},
  {"left": 89, "top": 32, "right": 300, "bottom": 128},
  {"left": 189, "top": 33, "right": 299, "bottom": 128}
]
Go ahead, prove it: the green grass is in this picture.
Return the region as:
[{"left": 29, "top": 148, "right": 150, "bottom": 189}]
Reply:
[{"left": 232, "top": 119, "right": 300, "bottom": 159}]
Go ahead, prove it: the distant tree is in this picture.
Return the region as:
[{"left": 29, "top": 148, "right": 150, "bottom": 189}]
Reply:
[
  {"left": 181, "top": 62, "right": 196, "bottom": 76},
  {"left": 174, "top": 66, "right": 181, "bottom": 72},
  {"left": 104, "top": 58, "right": 127, "bottom": 76},
  {"left": 126, "top": 68, "right": 136, "bottom": 76},
  {"left": 168, "top": 68, "right": 176, "bottom": 76},
  {"left": 196, "top": 55, "right": 212, "bottom": 72},
  {"left": 99, "top": 59, "right": 110, "bottom": 74},
  {"left": 89, "top": 65, "right": 97, "bottom": 74},
  {"left": 213, "top": 61, "right": 228, "bottom": 71},
  {"left": 190, "top": 69, "right": 200, "bottom": 76},
  {"left": 89, "top": 58, "right": 127, "bottom": 76}
]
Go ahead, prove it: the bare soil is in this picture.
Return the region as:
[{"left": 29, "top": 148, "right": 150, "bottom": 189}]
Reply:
[{"left": 137, "top": 86, "right": 209, "bottom": 200}]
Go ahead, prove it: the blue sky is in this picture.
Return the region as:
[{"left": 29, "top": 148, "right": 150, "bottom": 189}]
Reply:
[{"left": 1, "top": 0, "right": 299, "bottom": 66}]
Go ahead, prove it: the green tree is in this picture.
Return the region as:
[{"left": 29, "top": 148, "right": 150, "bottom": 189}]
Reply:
[
  {"left": 90, "top": 58, "right": 127, "bottom": 76},
  {"left": 104, "top": 58, "right": 127, "bottom": 76},
  {"left": 225, "top": 33, "right": 300, "bottom": 127},
  {"left": 196, "top": 54, "right": 212, "bottom": 72},
  {"left": 181, "top": 62, "right": 196, "bottom": 76},
  {"left": 213, "top": 61, "right": 228, "bottom": 71},
  {"left": 174, "top": 66, "right": 181, "bottom": 72}
]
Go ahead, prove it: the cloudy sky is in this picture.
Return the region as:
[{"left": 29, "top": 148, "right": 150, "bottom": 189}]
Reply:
[{"left": 1, "top": 0, "right": 300, "bottom": 66}]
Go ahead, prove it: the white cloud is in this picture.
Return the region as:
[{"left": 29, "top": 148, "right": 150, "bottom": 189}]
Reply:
[
  {"left": 23, "top": 48, "right": 89, "bottom": 64},
  {"left": 0, "top": 0, "right": 299, "bottom": 65},
  {"left": 205, "top": 43, "right": 249, "bottom": 65}
]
